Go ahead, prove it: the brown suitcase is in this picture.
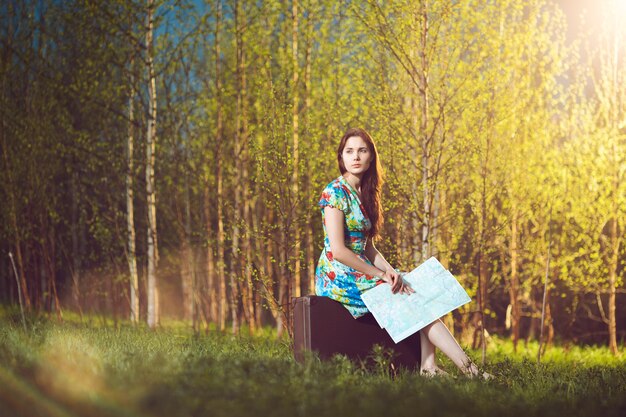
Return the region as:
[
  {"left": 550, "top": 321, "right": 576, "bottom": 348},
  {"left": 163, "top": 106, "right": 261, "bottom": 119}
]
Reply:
[{"left": 293, "top": 295, "right": 421, "bottom": 370}]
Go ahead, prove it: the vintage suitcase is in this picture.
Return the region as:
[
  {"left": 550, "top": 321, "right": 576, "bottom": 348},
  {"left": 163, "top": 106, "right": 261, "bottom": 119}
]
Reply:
[{"left": 293, "top": 295, "right": 421, "bottom": 370}]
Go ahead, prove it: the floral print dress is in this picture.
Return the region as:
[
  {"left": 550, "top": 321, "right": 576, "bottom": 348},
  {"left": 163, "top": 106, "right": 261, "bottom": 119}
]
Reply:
[{"left": 315, "top": 176, "right": 382, "bottom": 318}]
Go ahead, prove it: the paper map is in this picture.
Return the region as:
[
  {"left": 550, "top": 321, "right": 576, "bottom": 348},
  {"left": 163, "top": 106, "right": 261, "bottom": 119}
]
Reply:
[{"left": 361, "top": 257, "right": 471, "bottom": 343}]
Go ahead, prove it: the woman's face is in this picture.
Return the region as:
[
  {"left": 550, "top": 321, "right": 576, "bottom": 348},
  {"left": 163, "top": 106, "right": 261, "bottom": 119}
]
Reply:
[{"left": 341, "top": 135, "right": 373, "bottom": 177}]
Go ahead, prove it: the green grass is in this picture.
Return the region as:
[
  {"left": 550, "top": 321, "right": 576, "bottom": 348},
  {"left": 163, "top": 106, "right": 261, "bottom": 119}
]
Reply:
[{"left": 1, "top": 307, "right": 625, "bottom": 417}]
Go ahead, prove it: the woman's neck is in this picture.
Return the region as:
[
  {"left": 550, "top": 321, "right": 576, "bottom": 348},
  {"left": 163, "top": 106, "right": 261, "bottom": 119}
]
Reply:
[{"left": 343, "top": 173, "right": 362, "bottom": 194}]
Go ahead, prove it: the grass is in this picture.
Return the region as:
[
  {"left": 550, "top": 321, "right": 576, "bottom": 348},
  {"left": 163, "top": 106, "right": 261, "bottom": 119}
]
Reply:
[{"left": 1, "top": 307, "right": 625, "bottom": 417}]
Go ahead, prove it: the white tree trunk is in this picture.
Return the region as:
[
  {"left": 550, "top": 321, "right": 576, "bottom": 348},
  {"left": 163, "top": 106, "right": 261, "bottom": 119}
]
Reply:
[
  {"left": 126, "top": 50, "right": 139, "bottom": 323},
  {"left": 145, "top": 0, "right": 159, "bottom": 328},
  {"left": 215, "top": 0, "right": 226, "bottom": 331},
  {"left": 419, "top": 0, "right": 431, "bottom": 261},
  {"left": 291, "top": 0, "right": 301, "bottom": 298}
]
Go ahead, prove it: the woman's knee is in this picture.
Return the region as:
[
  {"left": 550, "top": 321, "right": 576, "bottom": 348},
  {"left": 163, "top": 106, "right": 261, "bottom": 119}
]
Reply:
[{"left": 422, "top": 319, "right": 437, "bottom": 332}]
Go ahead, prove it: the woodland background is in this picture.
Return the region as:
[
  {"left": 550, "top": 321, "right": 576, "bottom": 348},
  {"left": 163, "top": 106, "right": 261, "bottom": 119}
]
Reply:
[{"left": 0, "top": 0, "right": 624, "bottom": 354}]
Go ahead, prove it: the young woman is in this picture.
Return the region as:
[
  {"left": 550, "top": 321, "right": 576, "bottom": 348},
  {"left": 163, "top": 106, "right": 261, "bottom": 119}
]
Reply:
[{"left": 315, "top": 127, "right": 490, "bottom": 379}]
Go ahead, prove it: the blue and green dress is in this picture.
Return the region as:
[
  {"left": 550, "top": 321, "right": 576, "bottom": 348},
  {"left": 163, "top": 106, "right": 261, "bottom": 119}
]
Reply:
[{"left": 315, "top": 176, "right": 382, "bottom": 318}]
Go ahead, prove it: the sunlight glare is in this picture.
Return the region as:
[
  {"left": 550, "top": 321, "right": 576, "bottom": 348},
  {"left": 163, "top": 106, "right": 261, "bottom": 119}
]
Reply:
[
  {"left": 606, "top": 0, "right": 626, "bottom": 23},
  {"left": 614, "top": 0, "right": 626, "bottom": 14}
]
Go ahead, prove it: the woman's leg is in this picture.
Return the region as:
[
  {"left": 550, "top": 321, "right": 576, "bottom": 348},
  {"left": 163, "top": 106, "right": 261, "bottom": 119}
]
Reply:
[
  {"left": 419, "top": 331, "right": 449, "bottom": 376},
  {"left": 419, "top": 330, "right": 436, "bottom": 371},
  {"left": 421, "top": 318, "right": 487, "bottom": 378}
]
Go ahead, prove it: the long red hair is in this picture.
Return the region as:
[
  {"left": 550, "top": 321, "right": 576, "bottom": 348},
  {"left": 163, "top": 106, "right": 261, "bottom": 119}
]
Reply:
[{"left": 337, "top": 127, "right": 384, "bottom": 240}]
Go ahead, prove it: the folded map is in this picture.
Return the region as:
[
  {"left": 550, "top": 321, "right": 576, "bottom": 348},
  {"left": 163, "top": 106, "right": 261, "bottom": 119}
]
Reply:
[{"left": 361, "top": 257, "right": 471, "bottom": 343}]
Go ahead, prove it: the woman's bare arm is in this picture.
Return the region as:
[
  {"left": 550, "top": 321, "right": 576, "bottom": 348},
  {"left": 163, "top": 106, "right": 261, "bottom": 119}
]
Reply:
[
  {"left": 364, "top": 236, "right": 413, "bottom": 294},
  {"left": 324, "top": 206, "right": 409, "bottom": 293},
  {"left": 324, "top": 206, "right": 385, "bottom": 278},
  {"left": 364, "top": 238, "right": 394, "bottom": 274}
]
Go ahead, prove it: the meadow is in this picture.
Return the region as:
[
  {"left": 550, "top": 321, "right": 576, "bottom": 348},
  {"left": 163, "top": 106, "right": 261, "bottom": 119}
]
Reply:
[{"left": 1, "top": 307, "right": 625, "bottom": 417}]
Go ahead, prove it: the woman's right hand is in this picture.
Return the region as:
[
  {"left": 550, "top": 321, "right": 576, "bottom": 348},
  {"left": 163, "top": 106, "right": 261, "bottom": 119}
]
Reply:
[{"left": 381, "top": 269, "right": 414, "bottom": 295}]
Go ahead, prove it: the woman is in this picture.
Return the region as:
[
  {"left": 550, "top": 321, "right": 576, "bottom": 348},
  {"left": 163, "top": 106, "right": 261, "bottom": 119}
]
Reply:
[{"left": 315, "top": 127, "right": 489, "bottom": 379}]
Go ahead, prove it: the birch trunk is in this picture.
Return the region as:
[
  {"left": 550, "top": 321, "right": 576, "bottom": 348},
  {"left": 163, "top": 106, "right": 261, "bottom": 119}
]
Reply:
[
  {"left": 291, "top": 0, "right": 301, "bottom": 298},
  {"left": 509, "top": 204, "right": 520, "bottom": 351},
  {"left": 419, "top": 0, "right": 431, "bottom": 262},
  {"left": 607, "top": 25, "right": 621, "bottom": 355},
  {"left": 253, "top": 149, "right": 273, "bottom": 329},
  {"left": 608, "top": 193, "right": 619, "bottom": 355},
  {"left": 277, "top": 231, "right": 288, "bottom": 337},
  {"left": 475, "top": 129, "right": 491, "bottom": 363},
  {"left": 126, "top": 52, "right": 140, "bottom": 323},
  {"left": 229, "top": 0, "right": 244, "bottom": 335},
  {"left": 217, "top": 119, "right": 226, "bottom": 333},
  {"left": 304, "top": 24, "right": 315, "bottom": 294},
  {"left": 438, "top": 187, "right": 454, "bottom": 334},
  {"left": 204, "top": 185, "right": 217, "bottom": 324},
  {"left": 145, "top": 0, "right": 159, "bottom": 328},
  {"left": 238, "top": 1, "right": 255, "bottom": 333},
  {"left": 215, "top": 0, "right": 227, "bottom": 331}
]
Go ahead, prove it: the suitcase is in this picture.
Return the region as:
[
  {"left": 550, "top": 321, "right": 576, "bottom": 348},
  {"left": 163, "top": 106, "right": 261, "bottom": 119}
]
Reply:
[{"left": 293, "top": 295, "right": 421, "bottom": 370}]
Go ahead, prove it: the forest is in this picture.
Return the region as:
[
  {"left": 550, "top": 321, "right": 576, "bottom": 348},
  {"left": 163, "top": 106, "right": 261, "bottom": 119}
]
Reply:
[{"left": 0, "top": 0, "right": 624, "bottom": 355}]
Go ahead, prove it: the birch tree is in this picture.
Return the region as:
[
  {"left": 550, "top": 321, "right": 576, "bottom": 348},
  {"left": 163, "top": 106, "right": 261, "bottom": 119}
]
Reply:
[
  {"left": 127, "top": 38, "right": 140, "bottom": 324},
  {"left": 146, "top": 0, "right": 159, "bottom": 328}
]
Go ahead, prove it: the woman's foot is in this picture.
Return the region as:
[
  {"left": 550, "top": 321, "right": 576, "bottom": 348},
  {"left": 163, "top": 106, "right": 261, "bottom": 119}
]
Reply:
[
  {"left": 420, "top": 366, "right": 450, "bottom": 378},
  {"left": 462, "top": 362, "right": 493, "bottom": 380}
]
